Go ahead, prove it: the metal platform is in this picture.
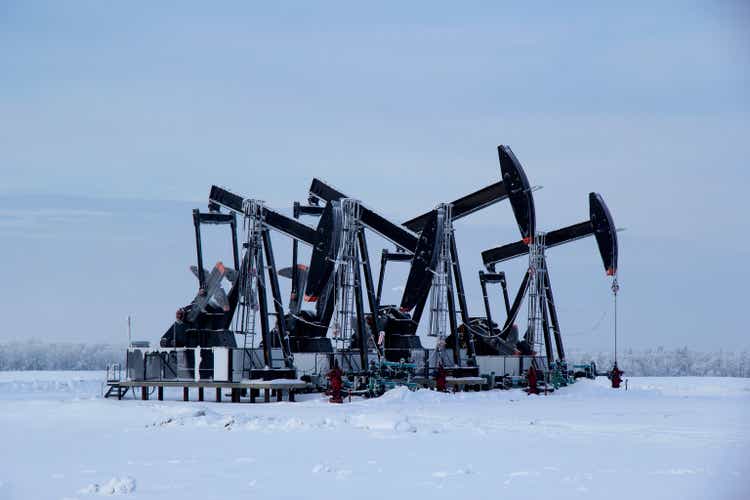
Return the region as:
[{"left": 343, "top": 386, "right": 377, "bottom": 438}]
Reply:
[{"left": 108, "top": 379, "right": 312, "bottom": 403}]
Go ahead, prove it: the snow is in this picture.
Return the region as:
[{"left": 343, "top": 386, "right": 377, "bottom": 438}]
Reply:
[
  {"left": 0, "top": 372, "right": 748, "bottom": 499},
  {"left": 78, "top": 477, "right": 136, "bottom": 496}
]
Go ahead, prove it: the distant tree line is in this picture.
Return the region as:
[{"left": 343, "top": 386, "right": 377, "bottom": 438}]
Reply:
[
  {"left": 570, "top": 346, "right": 750, "bottom": 378},
  {"left": 0, "top": 340, "right": 124, "bottom": 371},
  {"left": 0, "top": 341, "right": 748, "bottom": 376}
]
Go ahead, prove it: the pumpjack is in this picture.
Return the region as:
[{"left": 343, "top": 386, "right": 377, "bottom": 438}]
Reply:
[
  {"left": 421, "top": 146, "right": 619, "bottom": 387},
  {"left": 480, "top": 191, "right": 619, "bottom": 370},
  {"left": 148, "top": 185, "right": 349, "bottom": 381},
  {"left": 441, "top": 146, "right": 539, "bottom": 360}
]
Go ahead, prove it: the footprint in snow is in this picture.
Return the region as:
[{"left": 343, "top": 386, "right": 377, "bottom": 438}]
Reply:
[
  {"left": 79, "top": 476, "right": 136, "bottom": 496},
  {"left": 312, "top": 463, "right": 332, "bottom": 473},
  {"left": 336, "top": 469, "right": 352, "bottom": 480},
  {"left": 432, "top": 467, "right": 474, "bottom": 479}
]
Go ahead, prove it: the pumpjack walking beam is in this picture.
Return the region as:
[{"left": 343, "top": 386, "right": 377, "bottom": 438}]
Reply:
[
  {"left": 403, "top": 145, "right": 536, "bottom": 241},
  {"left": 210, "top": 186, "right": 319, "bottom": 245},
  {"left": 401, "top": 146, "right": 535, "bottom": 240},
  {"left": 482, "top": 192, "right": 618, "bottom": 275},
  {"left": 308, "top": 179, "right": 418, "bottom": 251}
]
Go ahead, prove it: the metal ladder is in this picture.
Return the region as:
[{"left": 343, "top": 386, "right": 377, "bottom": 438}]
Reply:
[
  {"left": 237, "top": 199, "right": 264, "bottom": 372},
  {"left": 527, "top": 231, "right": 548, "bottom": 363},
  {"left": 428, "top": 204, "right": 453, "bottom": 342},
  {"left": 103, "top": 363, "right": 128, "bottom": 399},
  {"left": 332, "top": 199, "right": 361, "bottom": 348}
]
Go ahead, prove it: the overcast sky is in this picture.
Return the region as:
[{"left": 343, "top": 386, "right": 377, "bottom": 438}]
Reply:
[{"left": 1, "top": 1, "right": 748, "bottom": 353}]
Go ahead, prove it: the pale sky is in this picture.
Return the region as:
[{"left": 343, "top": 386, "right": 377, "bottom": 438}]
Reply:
[{"left": 1, "top": 1, "right": 748, "bottom": 352}]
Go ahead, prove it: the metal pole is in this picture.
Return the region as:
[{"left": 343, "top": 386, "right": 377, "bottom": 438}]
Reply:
[
  {"left": 445, "top": 260, "right": 460, "bottom": 366},
  {"left": 262, "top": 229, "right": 293, "bottom": 368},
  {"left": 353, "top": 246, "right": 369, "bottom": 370},
  {"left": 613, "top": 277, "right": 619, "bottom": 364},
  {"left": 291, "top": 202, "right": 300, "bottom": 310},
  {"left": 230, "top": 214, "right": 240, "bottom": 271},
  {"left": 540, "top": 291, "right": 554, "bottom": 366},
  {"left": 500, "top": 275, "right": 511, "bottom": 317},
  {"left": 192, "top": 209, "right": 206, "bottom": 289},
  {"left": 479, "top": 271, "right": 494, "bottom": 329},
  {"left": 410, "top": 286, "right": 430, "bottom": 331},
  {"left": 449, "top": 234, "right": 475, "bottom": 358},
  {"left": 255, "top": 241, "right": 272, "bottom": 368},
  {"left": 542, "top": 259, "right": 565, "bottom": 361},
  {"left": 376, "top": 250, "right": 388, "bottom": 305},
  {"left": 357, "top": 229, "right": 382, "bottom": 358}
]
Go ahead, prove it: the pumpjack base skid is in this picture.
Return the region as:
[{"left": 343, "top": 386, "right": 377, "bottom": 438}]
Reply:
[
  {"left": 443, "top": 366, "right": 480, "bottom": 378},
  {"left": 249, "top": 368, "right": 297, "bottom": 381}
]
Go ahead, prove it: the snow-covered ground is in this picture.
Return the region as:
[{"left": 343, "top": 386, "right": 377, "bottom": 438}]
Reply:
[{"left": 0, "top": 372, "right": 748, "bottom": 500}]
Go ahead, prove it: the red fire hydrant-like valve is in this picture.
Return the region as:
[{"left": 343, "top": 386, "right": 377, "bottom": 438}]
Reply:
[
  {"left": 611, "top": 362, "right": 624, "bottom": 389},
  {"left": 435, "top": 364, "right": 447, "bottom": 392},
  {"left": 327, "top": 361, "right": 343, "bottom": 403},
  {"left": 526, "top": 365, "right": 539, "bottom": 395}
]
